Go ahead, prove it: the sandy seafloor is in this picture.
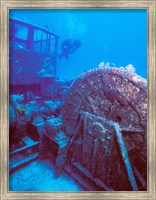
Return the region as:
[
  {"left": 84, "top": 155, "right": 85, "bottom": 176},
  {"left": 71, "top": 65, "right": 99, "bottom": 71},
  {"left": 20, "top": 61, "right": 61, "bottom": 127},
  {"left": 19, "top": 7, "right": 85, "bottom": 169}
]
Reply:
[{"left": 9, "top": 159, "right": 82, "bottom": 191}]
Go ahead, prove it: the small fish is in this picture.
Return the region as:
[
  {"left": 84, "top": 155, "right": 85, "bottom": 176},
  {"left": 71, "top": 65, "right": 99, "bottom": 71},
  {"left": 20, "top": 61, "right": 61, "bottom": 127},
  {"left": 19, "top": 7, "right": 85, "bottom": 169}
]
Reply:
[
  {"left": 34, "top": 96, "right": 41, "bottom": 99},
  {"left": 17, "top": 65, "right": 23, "bottom": 74}
]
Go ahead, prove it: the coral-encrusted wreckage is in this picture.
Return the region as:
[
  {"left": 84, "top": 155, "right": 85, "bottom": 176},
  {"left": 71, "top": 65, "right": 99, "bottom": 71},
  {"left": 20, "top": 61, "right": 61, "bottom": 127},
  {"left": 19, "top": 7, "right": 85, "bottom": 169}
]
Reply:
[
  {"left": 9, "top": 65, "right": 147, "bottom": 191},
  {"left": 61, "top": 67, "right": 147, "bottom": 191}
]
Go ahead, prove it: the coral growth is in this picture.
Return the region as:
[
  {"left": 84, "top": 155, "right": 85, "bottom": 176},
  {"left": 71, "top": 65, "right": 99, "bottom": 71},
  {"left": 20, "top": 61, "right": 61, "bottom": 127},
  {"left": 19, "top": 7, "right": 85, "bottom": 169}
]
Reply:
[{"left": 10, "top": 94, "right": 24, "bottom": 105}]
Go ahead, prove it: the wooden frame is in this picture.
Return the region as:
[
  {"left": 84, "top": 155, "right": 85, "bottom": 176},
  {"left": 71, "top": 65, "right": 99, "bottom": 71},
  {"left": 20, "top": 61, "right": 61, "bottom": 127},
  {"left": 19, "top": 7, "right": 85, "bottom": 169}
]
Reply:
[{"left": 0, "top": 0, "right": 156, "bottom": 199}]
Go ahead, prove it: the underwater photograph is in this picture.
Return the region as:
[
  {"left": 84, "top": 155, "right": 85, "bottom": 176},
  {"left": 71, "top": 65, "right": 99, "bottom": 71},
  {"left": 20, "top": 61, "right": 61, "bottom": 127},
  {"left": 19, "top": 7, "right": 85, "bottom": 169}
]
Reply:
[{"left": 9, "top": 9, "right": 147, "bottom": 191}]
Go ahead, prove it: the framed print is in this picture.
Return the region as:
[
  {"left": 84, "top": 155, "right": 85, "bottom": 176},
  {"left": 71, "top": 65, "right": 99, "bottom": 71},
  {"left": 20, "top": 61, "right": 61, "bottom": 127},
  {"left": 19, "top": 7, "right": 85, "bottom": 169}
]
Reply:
[{"left": 0, "top": 0, "right": 156, "bottom": 199}]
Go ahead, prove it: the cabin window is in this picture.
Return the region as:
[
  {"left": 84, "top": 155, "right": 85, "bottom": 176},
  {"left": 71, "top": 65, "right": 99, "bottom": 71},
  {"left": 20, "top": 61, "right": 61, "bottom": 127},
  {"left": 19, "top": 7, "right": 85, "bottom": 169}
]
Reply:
[
  {"left": 9, "top": 22, "right": 29, "bottom": 49},
  {"left": 14, "top": 24, "right": 29, "bottom": 40},
  {"left": 33, "top": 29, "right": 48, "bottom": 53},
  {"left": 50, "top": 38, "right": 56, "bottom": 54}
]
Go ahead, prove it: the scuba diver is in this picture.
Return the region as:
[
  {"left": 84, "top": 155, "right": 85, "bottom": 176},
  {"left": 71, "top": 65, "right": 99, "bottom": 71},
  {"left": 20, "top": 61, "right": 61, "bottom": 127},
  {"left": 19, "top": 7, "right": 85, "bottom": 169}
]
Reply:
[
  {"left": 59, "top": 39, "right": 72, "bottom": 60},
  {"left": 59, "top": 39, "right": 81, "bottom": 60},
  {"left": 71, "top": 39, "right": 81, "bottom": 53},
  {"left": 37, "top": 57, "right": 55, "bottom": 77}
]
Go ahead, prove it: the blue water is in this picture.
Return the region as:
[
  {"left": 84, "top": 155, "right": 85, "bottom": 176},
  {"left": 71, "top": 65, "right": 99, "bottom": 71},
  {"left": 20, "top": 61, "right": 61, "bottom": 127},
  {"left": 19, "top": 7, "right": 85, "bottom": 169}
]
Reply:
[{"left": 10, "top": 9, "right": 147, "bottom": 79}]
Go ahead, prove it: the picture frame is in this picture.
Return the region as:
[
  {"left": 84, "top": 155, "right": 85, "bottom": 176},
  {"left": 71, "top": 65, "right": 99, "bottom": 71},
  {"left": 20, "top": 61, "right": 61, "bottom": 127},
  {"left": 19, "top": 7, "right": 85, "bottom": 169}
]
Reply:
[{"left": 0, "top": 0, "right": 155, "bottom": 199}]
